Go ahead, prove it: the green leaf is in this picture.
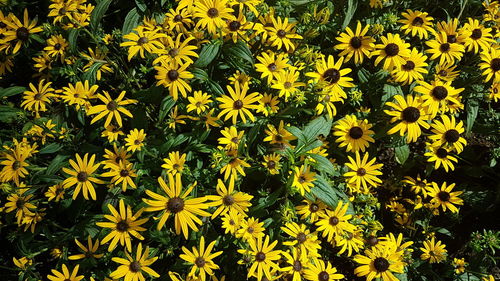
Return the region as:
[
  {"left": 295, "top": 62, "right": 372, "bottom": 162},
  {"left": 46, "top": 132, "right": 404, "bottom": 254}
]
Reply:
[
  {"left": 158, "top": 96, "right": 176, "bottom": 123},
  {"left": 303, "top": 116, "right": 332, "bottom": 140},
  {"left": 194, "top": 41, "right": 222, "bottom": 68},
  {"left": 46, "top": 155, "right": 70, "bottom": 175},
  {"left": 0, "top": 105, "right": 22, "bottom": 123},
  {"left": 395, "top": 145, "right": 410, "bottom": 164},
  {"left": 192, "top": 68, "right": 209, "bottom": 81},
  {"left": 466, "top": 100, "right": 479, "bottom": 137},
  {"left": 82, "top": 62, "right": 104, "bottom": 85},
  {"left": 227, "top": 41, "right": 253, "bottom": 64},
  {"left": 68, "top": 29, "right": 80, "bottom": 52},
  {"left": 135, "top": 0, "right": 147, "bottom": 12},
  {"left": 287, "top": 126, "right": 306, "bottom": 144},
  {"left": 311, "top": 176, "right": 342, "bottom": 208},
  {"left": 0, "top": 86, "right": 26, "bottom": 98},
  {"left": 91, "top": 0, "right": 112, "bottom": 29},
  {"left": 342, "top": 0, "right": 358, "bottom": 28},
  {"left": 207, "top": 80, "right": 224, "bottom": 96},
  {"left": 122, "top": 8, "right": 141, "bottom": 35},
  {"left": 382, "top": 84, "right": 403, "bottom": 103},
  {"left": 309, "top": 154, "right": 336, "bottom": 176},
  {"left": 39, "top": 143, "right": 62, "bottom": 154}
]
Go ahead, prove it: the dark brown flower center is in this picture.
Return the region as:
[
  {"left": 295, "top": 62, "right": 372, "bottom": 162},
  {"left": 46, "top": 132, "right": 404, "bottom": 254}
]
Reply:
[
  {"left": 438, "top": 191, "right": 450, "bottom": 202},
  {"left": 116, "top": 220, "right": 129, "bottom": 232},
  {"left": 491, "top": 58, "right": 500, "bottom": 72},
  {"left": 16, "top": 198, "right": 25, "bottom": 209},
  {"left": 471, "top": 28, "right": 482, "bottom": 39},
  {"left": 440, "top": 43, "right": 450, "bottom": 52},
  {"left": 268, "top": 63, "right": 277, "bottom": 72},
  {"left": 447, "top": 34, "right": 457, "bottom": 43},
  {"left": 296, "top": 232, "right": 307, "bottom": 243},
  {"left": 207, "top": 8, "right": 219, "bottom": 18},
  {"left": 231, "top": 137, "right": 239, "bottom": 144},
  {"left": 0, "top": 22, "right": 6, "bottom": 29},
  {"left": 432, "top": 86, "right": 448, "bottom": 100},
  {"left": 384, "top": 43, "right": 400, "bottom": 56},
  {"left": 255, "top": 252, "right": 266, "bottom": 262},
  {"left": 16, "top": 27, "right": 30, "bottom": 41},
  {"left": 367, "top": 235, "right": 379, "bottom": 246},
  {"left": 229, "top": 21, "right": 241, "bottom": 31},
  {"left": 247, "top": 226, "right": 254, "bottom": 233},
  {"left": 223, "top": 195, "right": 235, "bottom": 206},
  {"left": 349, "top": 126, "right": 364, "bottom": 139},
  {"left": 77, "top": 172, "right": 88, "bottom": 182},
  {"left": 402, "top": 107, "right": 420, "bottom": 123},
  {"left": 412, "top": 17, "right": 424, "bottom": 26},
  {"left": 195, "top": 257, "right": 206, "bottom": 267},
  {"left": 402, "top": 60, "right": 416, "bottom": 71},
  {"left": 277, "top": 29, "right": 286, "bottom": 38},
  {"left": 267, "top": 160, "right": 276, "bottom": 169},
  {"left": 54, "top": 43, "right": 62, "bottom": 50},
  {"left": 34, "top": 93, "right": 43, "bottom": 100},
  {"left": 137, "top": 37, "right": 149, "bottom": 45},
  {"left": 12, "top": 161, "right": 21, "bottom": 170},
  {"left": 444, "top": 129, "right": 460, "bottom": 143},
  {"left": 134, "top": 139, "right": 142, "bottom": 145},
  {"left": 438, "top": 70, "right": 448, "bottom": 77},
  {"left": 173, "top": 15, "right": 183, "bottom": 22},
  {"left": 350, "top": 36, "right": 362, "bottom": 49},
  {"left": 167, "top": 197, "right": 185, "bottom": 213},
  {"left": 318, "top": 271, "right": 330, "bottom": 281},
  {"left": 373, "top": 257, "right": 390, "bottom": 272},
  {"left": 233, "top": 100, "right": 243, "bottom": 109},
  {"left": 120, "top": 169, "right": 130, "bottom": 177},
  {"left": 436, "top": 148, "right": 448, "bottom": 158},
  {"left": 293, "top": 260, "right": 303, "bottom": 271},
  {"left": 129, "top": 261, "right": 141, "bottom": 272},
  {"left": 107, "top": 100, "right": 118, "bottom": 111},
  {"left": 309, "top": 203, "right": 319, "bottom": 212},
  {"left": 323, "top": 68, "right": 340, "bottom": 83},
  {"left": 284, "top": 81, "right": 292, "bottom": 89},
  {"left": 169, "top": 48, "right": 179, "bottom": 57},
  {"left": 167, "top": 70, "right": 179, "bottom": 81},
  {"left": 298, "top": 176, "right": 306, "bottom": 183},
  {"left": 357, "top": 168, "right": 366, "bottom": 176},
  {"left": 329, "top": 216, "right": 340, "bottom": 226}
]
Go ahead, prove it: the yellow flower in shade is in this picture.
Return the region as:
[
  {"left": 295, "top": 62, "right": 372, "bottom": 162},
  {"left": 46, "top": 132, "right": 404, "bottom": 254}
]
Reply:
[
  {"left": 101, "top": 125, "right": 125, "bottom": 143},
  {"left": 402, "top": 175, "right": 430, "bottom": 196},
  {"left": 162, "top": 151, "right": 187, "bottom": 175},
  {"left": 425, "top": 31, "right": 465, "bottom": 64},
  {"left": 207, "top": 177, "right": 253, "bottom": 218},
  {"left": 62, "top": 153, "right": 103, "bottom": 200},
  {"left": 236, "top": 216, "right": 265, "bottom": 241},
  {"left": 335, "top": 21, "right": 375, "bottom": 64},
  {"left": 306, "top": 55, "right": 354, "bottom": 97},
  {"left": 229, "top": 70, "right": 252, "bottom": 85},
  {"left": 344, "top": 152, "right": 383, "bottom": 190},
  {"left": 424, "top": 144, "right": 458, "bottom": 172},
  {"left": 335, "top": 229, "right": 365, "bottom": 257},
  {"left": 482, "top": 275, "right": 495, "bottom": 281},
  {"left": 271, "top": 69, "right": 305, "bottom": 101},
  {"left": 96, "top": 199, "right": 148, "bottom": 252},
  {"left": 13, "top": 256, "right": 32, "bottom": 270},
  {"left": 125, "top": 129, "right": 146, "bottom": 152},
  {"left": 218, "top": 126, "right": 244, "bottom": 150},
  {"left": 44, "top": 34, "right": 68, "bottom": 59},
  {"left": 398, "top": 10, "right": 434, "bottom": 39},
  {"left": 217, "top": 82, "right": 261, "bottom": 124},
  {"left": 120, "top": 27, "right": 166, "bottom": 61},
  {"left": 479, "top": 47, "right": 500, "bottom": 82},
  {"left": 60, "top": 80, "right": 99, "bottom": 110},
  {"left": 220, "top": 150, "right": 250, "bottom": 180},
  {"left": 372, "top": 33, "right": 411, "bottom": 71},
  {"left": 296, "top": 199, "right": 328, "bottom": 224},
  {"left": 101, "top": 160, "right": 137, "bottom": 192},
  {"left": 87, "top": 91, "right": 137, "bottom": 128},
  {"left": 168, "top": 106, "right": 188, "bottom": 129},
  {"left": 453, "top": 258, "right": 467, "bottom": 274},
  {"left": 143, "top": 174, "right": 210, "bottom": 238},
  {"left": 155, "top": 61, "right": 194, "bottom": 100},
  {"left": 353, "top": 244, "right": 405, "bottom": 281},
  {"left": 180, "top": 236, "right": 223, "bottom": 281},
  {"left": 281, "top": 247, "right": 308, "bottom": 281},
  {"left": 187, "top": 91, "right": 212, "bottom": 114},
  {"left": 193, "top": 0, "right": 234, "bottom": 35},
  {"left": 20, "top": 79, "right": 56, "bottom": 116},
  {"left": 264, "top": 120, "right": 296, "bottom": 148},
  {"left": 304, "top": 259, "right": 344, "bottom": 281},
  {"left": 3, "top": 188, "right": 36, "bottom": 225},
  {"left": 262, "top": 153, "right": 281, "bottom": 175},
  {"left": 103, "top": 144, "right": 131, "bottom": 168},
  {"left": 414, "top": 80, "right": 463, "bottom": 118},
  {"left": 420, "top": 237, "right": 447, "bottom": 263},
  {"left": 164, "top": 6, "right": 194, "bottom": 33},
  {"left": 3, "top": 9, "right": 43, "bottom": 54},
  {"left": 255, "top": 52, "right": 289, "bottom": 85},
  {"left": 239, "top": 235, "right": 281, "bottom": 281},
  {"left": 384, "top": 95, "right": 430, "bottom": 143},
  {"left": 47, "top": 264, "right": 84, "bottom": 281},
  {"left": 266, "top": 16, "right": 303, "bottom": 51},
  {"left": 333, "top": 115, "right": 375, "bottom": 153},
  {"left": 489, "top": 83, "right": 500, "bottom": 102},
  {"left": 292, "top": 165, "right": 316, "bottom": 195},
  {"left": 154, "top": 34, "right": 198, "bottom": 65},
  {"left": 0, "top": 149, "right": 29, "bottom": 186},
  {"left": 281, "top": 222, "right": 321, "bottom": 257},
  {"left": 426, "top": 182, "right": 463, "bottom": 213},
  {"left": 256, "top": 93, "right": 279, "bottom": 117},
  {"left": 429, "top": 115, "right": 467, "bottom": 153},
  {"left": 391, "top": 48, "right": 428, "bottom": 85},
  {"left": 68, "top": 236, "right": 104, "bottom": 260},
  {"left": 461, "top": 18, "right": 494, "bottom": 54},
  {"left": 316, "top": 201, "right": 355, "bottom": 242},
  {"left": 434, "top": 61, "right": 460, "bottom": 82},
  {"left": 110, "top": 243, "right": 160, "bottom": 281},
  {"left": 1, "top": 53, "right": 14, "bottom": 75},
  {"left": 81, "top": 47, "right": 114, "bottom": 81},
  {"left": 222, "top": 209, "right": 243, "bottom": 235},
  {"left": 50, "top": 248, "right": 63, "bottom": 259},
  {"left": 45, "top": 183, "right": 65, "bottom": 202},
  {"left": 436, "top": 18, "right": 467, "bottom": 45}
]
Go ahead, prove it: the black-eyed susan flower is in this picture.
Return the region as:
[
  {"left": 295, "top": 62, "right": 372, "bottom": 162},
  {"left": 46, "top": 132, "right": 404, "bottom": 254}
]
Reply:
[
  {"left": 180, "top": 236, "right": 223, "bottom": 281},
  {"left": 0, "top": 149, "right": 30, "bottom": 186},
  {"left": 353, "top": 244, "right": 405, "bottom": 281},
  {"left": 426, "top": 182, "right": 463, "bottom": 213},
  {"left": 479, "top": 47, "right": 500, "bottom": 82},
  {"left": 344, "top": 152, "right": 383, "bottom": 190},
  {"left": 60, "top": 80, "right": 99, "bottom": 110},
  {"left": 12, "top": 256, "right": 32, "bottom": 270},
  {"left": 291, "top": 165, "right": 316, "bottom": 195},
  {"left": 168, "top": 106, "right": 188, "bottom": 129},
  {"left": 154, "top": 34, "right": 198, "bottom": 65},
  {"left": 335, "top": 229, "right": 365, "bottom": 257},
  {"left": 222, "top": 209, "right": 243, "bottom": 235},
  {"left": 87, "top": 91, "right": 137, "bottom": 128},
  {"left": 391, "top": 48, "right": 428, "bottom": 85},
  {"left": 271, "top": 68, "right": 305, "bottom": 101},
  {"left": 316, "top": 201, "right": 356, "bottom": 242},
  {"left": 424, "top": 144, "right": 458, "bottom": 172},
  {"left": 47, "top": 264, "right": 84, "bottom": 281},
  {"left": 402, "top": 175, "right": 430, "bottom": 195},
  {"left": 143, "top": 174, "right": 210, "bottom": 238},
  {"left": 429, "top": 115, "right": 467, "bottom": 153},
  {"left": 101, "top": 160, "right": 137, "bottom": 192},
  {"left": 125, "top": 129, "right": 146, "bottom": 152},
  {"left": 420, "top": 237, "right": 447, "bottom": 263},
  {"left": 281, "top": 247, "right": 308, "bottom": 281},
  {"left": 187, "top": 91, "right": 212, "bottom": 114},
  {"left": 333, "top": 115, "right": 375, "bottom": 153},
  {"left": 20, "top": 79, "right": 55, "bottom": 116},
  {"left": 256, "top": 93, "right": 279, "bottom": 116},
  {"left": 96, "top": 199, "right": 148, "bottom": 252},
  {"left": 62, "top": 153, "right": 103, "bottom": 200},
  {"left": 165, "top": 6, "right": 193, "bottom": 33},
  {"left": 303, "top": 259, "right": 344, "bottom": 281},
  {"left": 399, "top": 10, "right": 434, "bottom": 39},
  {"left": 218, "top": 126, "right": 244, "bottom": 150},
  {"left": 281, "top": 222, "right": 321, "bottom": 257},
  {"left": 306, "top": 55, "right": 354, "bottom": 97},
  {"left": 103, "top": 144, "right": 131, "bottom": 168},
  {"left": 110, "top": 243, "right": 159, "bottom": 280},
  {"left": 236, "top": 216, "right": 265, "bottom": 241},
  {"left": 223, "top": 11, "right": 252, "bottom": 43},
  {"left": 461, "top": 18, "right": 494, "bottom": 54},
  {"left": 489, "top": 83, "right": 500, "bottom": 102},
  {"left": 120, "top": 27, "right": 166, "bottom": 61},
  {"left": 266, "top": 16, "right": 303, "bottom": 51},
  {"left": 296, "top": 199, "right": 327, "bottom": 223},
  {"left": 220, "top": 150, "right": 250, "bottom": 180},
  {"left": 262, "top": 153, "right": 282, "bottom": 175},
  {"left": 206, "top": 177, "right": 253, "bottom": 218},
  {"left": 45, "top": 183, "right": 65, "bottom": 202},
  {"left": 453, "top": 258, "right": 467, "bottom": 274},
  {"left": 44, "top": 34, "right": 68, "bottom": 59},
  {"left": 372, "top": 33, "right": 411, "bottom": 71},
  {"left": 255, "top": 51, "right": 289, "bottom": 85},
  {"left": 436, "top": 18, "right": 467, "bottom": 44},
  {"left": 193, "top": 0, "right": 234, "bottom": 35},
  {"left": 3, "top": 9, "right": 43, "bottom": 54},
  {"left": 335, "top": 21, "right": 375, "bottom": 64},
  {"left": 3, "top": 188, "right": 36, "bottom": 224},
  {"left": 154, "top": 61, "right": 194, "bottom": 100},
  {"left": 101, "top": 125, "right": 125, "bottom": 143},
  {"left": 217, "top": 82, "right": 260, "bottom": 124},
  {"left": 414, "top": 79, "right": 463, "bottom": 118},
  {"left": 384, "top": 95, "right": 430, "bottom": 143},
  {"left": 264, "top": 120, "right": 296, "bottom": 148},
  {"left": 68, "top": 236, "right": 103, "bottom": 260},
  {"left": 434, "top": 61, "right": 460, "bottom": 82},
  {"left": 162, "top": 151, "right": 187, "bottom": 175},
  {"left": 81, "top": 47, "right": 113, "bottom": 81},
  {"left": 425, "top": 31, "right": 465, "bottom": 64},
  {"left": 239, "top": 235, "right": 281, "bottom": 281}
]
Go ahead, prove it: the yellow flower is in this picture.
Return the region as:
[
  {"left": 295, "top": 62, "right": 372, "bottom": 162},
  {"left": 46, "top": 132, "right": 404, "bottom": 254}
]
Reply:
[
  {"left": 47, "top": 264, "right": 84, "bottom": 281},
  {"left": 187, "top": 91, "right": 213, "bottom": 114},
  {"left": 256, "top": 93, "right": 279, "bottom": 116},
  {"left": 266, "top": 16, "right": 303, "bottom": 51},
  {"left": 479, "top": 47, "right": 500, "bottom": 82},
  {"left": 335, "top": 21, "right": 375, "bottom": 64},
  {"left": 281, "top": 222, "right": 321, "bottom": 258},
  {"left": 354, "top": 244, "right": 405, "bottom": 281},
  {"left": 426, "top": 182, "right": 463, "bottom": 213},
  {"left": 384, "top": 95, "right": 430, "bottom": 143},
  {"left": 60, "top": 80, "right": 99, "bottom": 110},
  {"left": 461, "top": 18, "right": 494, "bottom": 54},
  {"left": 124, "top": 129, "right": 146, "bottom": 152},
  {"left": 45, "top": 183, "right": 65, "bottom": 202},
  {"left": 62, "top": 153, "right": 104, "bottom": 200},
  {"left": 162, "top": 151, "right": 187, "bottom": 175},
  {"left": 316, "top": 201, "right": 356, "bottom": 242},
  {"left": 255, "top": 51, "right": 289, "bottom": 85},
  {"left": 110, "top": 243, "right": 160, "bottom": 280},
  {"left": 306, "top": 55, "right": 354, "bottom": 97},
  {"left": 154, "top": 34, "right": 198, "bottom": 65},
  {"left": 20, "top": 79, "right": 56, "bottom": 116},
  {"left": 304, "top": 259, "right": 344, "bottom": 281},
  {"left": 420, "top": 237, "right": 447, "bottom": 263},
  {"left": 263, "top": 120, "right": 296, "bottom": 148},
  {"left": 372, "top": 33, "right": 411, "bottom": 71},
  {"left": 296, "top": 199, "right": 327, "bottom": 223},
  {"left": 206, "top": 177, "right": 253, "bottom": 218},
  {"left": 424, "top": 143, "right": 458, "bottom": 172},
  {"left": 180, "top": 236, "right": 223, "bottom": 281},
  {"left": 238, "top": 235, "right": 281, "bottom": 281},
  {"left": 429, "top": 115, "right": 467, "bottom": 153},
  {"left": 217, "top": 82, "right": 260, "bottom": 124},
  {"left": 426, "top": 31, "right": 465, "bottom": 64},
  {"left": 101, "top": 160, "right": 137, "bottom": 192},
  {"left": 292, "top": 165, "right": 316, "bottom": 195},
  {"left": 414, "top": 80, "right": 463, "bottom": 118},
  {"left": 154, "top": 61, "right": 194, "bottom": 100},
  {"left": 3, "top": 9, "right": 43, "bottom": 54},
  {"left": 453, "top": 258, "right": 467, "bottom": 274},
  {"left": 271, "top": 68, "right": 305, "bottom": 101},
  {"left": 68, "top": 236, "right": 104, "bottom": 260},
  {"left": 391, "top": 48, "right": 428, "bottom": 85},
  {"left": 87, "top": 91, "right": 137, "bottom": 128},
  {"left": 12, "top": 256, "right": 32, "bottom": 270},
  {"left": 44, "top": 34, "right": 68, "bottom": 59},
  {"left": 398, "top": 10, "right": 434, "bottom": 39},
  {"left": 120, "top": 27, "right": 166, "bottom": 61},
  {"left": 344, "top": 152, "right": 383, "bottom": 190},
  {"left": 193, "top": 0, "right": 234, "bottom": 34},
  {"left": 222, "top": 209, "right": 243, "bottom": 235},
  {"left": 236, "top": 216, "right": 265, "bottom": 241},
  {"left": 0, "top": 148, "right": 30, "bottom": 186},
  {"left": 218, "top": 126, "right": 244, "bottom": 150},
  {"left": 333, "top": 115, "right": 375, "bottom": 153},
  {"left": 262, "top": 153, "right": 281, "bottom": 175}
]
